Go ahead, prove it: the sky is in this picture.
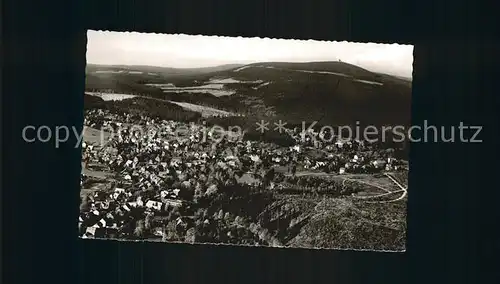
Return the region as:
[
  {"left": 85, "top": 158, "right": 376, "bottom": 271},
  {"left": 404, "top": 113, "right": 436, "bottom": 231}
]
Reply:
[{"left": 87, "top": 30, "right": 414, "bottom": 78}]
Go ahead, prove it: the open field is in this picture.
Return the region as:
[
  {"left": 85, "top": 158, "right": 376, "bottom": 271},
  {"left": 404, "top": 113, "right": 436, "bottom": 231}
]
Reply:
[
  {"left": 82, "top": 126, "right": 112, "bottom": 145},
  {"left": 166, "top": 100, "right": 239, "bottom": 118}
]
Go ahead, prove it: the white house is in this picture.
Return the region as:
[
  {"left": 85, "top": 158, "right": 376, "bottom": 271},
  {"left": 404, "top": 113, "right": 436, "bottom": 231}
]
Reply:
[
  {"left": 122, "top": 204, "right": 131, "bottom": 212},
  {"left": 92, "top": 218, "right": 106, "bottom": 229},
  {"left": 84, "top": 227, "right": 96, "bottom": 238},
  {"left": 372, "top": 160, "right": 387, "bottom": 168},
  {"left": 172, "top": 189, "right": 181, "bottom": 196},
  {"left": 146, "top": 200, "right": 163, "bottom": 211},
  {"left": 163, "top": 199, "right": 183, "bottom": 207},
  {"left": 160, "top": 190, "right": 169, "bottom": 199}
]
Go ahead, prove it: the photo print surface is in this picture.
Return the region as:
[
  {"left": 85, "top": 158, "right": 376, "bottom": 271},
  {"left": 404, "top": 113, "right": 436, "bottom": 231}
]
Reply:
[{"left": 80, "top": 30, "right": 412, "bottom": 251}]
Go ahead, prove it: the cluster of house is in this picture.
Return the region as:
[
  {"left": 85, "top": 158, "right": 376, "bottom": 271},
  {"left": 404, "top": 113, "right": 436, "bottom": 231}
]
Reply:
[
  {"left": 84, "top": 109, "right": 142, "bottom": 130},
  {"left": 79, "top": 184, "right": 185, "bottom": 239},
  {"left": 79, "top": 108, "right": 407, "bottom": 239},
  {"left": 282, "top": 126, "right": 407, "bottom": 174},
  {"left": 298, "top": 152, "right": 404, "bottom": 174}
]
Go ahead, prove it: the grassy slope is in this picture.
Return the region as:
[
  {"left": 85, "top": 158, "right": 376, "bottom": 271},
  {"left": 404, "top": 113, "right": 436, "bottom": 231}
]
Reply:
[
  {"left": 83, "top": 94, "right": 202, "bottom": 122},
  {"left": 284, "top": 198, "right": 406, "bottom": 250}
]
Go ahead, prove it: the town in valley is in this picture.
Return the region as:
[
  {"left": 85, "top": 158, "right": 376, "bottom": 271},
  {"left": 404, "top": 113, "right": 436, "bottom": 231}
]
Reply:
[{"left": 80, "top": 32, "right": 412, "bottom": 251}]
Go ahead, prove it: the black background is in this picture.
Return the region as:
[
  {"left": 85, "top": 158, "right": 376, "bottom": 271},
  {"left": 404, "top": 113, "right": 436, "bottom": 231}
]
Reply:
[{"left": 3, "top": 0, "right": 499, "bottom": 284}]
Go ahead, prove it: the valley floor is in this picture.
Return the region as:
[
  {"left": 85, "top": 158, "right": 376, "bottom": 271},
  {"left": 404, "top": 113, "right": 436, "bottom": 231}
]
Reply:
[{"left": 79, "top": 108, "right": 407, "bottom": 251}]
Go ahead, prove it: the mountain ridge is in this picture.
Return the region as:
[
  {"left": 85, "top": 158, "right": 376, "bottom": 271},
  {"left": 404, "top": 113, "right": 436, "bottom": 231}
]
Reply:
[
  {"left": 87, "top": 61, "right": 411, "bottom": 81},
  {"left": 86, "top": 63, "right": 244, "bottom": 75},
  {"left": 85, "top": 60, "right": 412, "bottom": 129}
]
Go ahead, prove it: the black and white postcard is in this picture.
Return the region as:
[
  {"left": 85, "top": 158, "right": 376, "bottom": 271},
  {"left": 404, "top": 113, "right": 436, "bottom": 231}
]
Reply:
[{"left": 79, "top": 30, "right": 412, "bottom": 251}]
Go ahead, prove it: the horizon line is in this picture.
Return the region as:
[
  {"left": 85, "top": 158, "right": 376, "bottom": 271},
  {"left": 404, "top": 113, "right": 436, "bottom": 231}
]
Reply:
[
  {"left": 86, "top": 61, "right": 413, "bottom": 80},
  {"left": 86, "top": 62, "right": 246, "bottom": 69}
]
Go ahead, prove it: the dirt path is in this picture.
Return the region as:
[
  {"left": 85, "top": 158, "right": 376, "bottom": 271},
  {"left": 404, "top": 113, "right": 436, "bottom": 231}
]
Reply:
[
  {"left": 383, "top": 173, "right": 408, "bottom": 201},
  {"left": 361, "top": 173, "right": 407, "bottom": 203},
  {"left": 286, "top": 170, "right": 407, "bottom": 203}
]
